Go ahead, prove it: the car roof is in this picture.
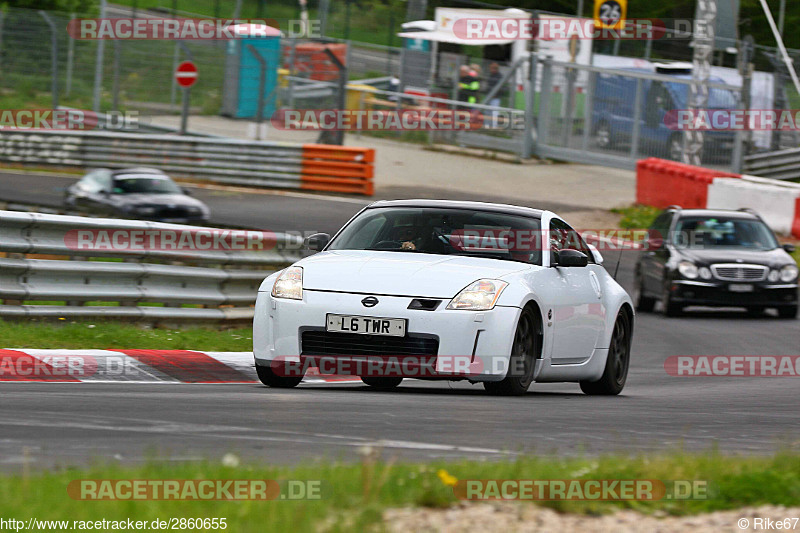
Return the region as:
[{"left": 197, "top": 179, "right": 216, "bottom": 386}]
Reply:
[
  {"left": 673, "top": 208, "right": 760, "bottom": 220},
  {"left": 615, "top": 68, "right": 726, "bottom": 84},
  {"left": 366, "top": 199, "right": 545, "bottom": 219},
  {"left": 110, "top": 167, "right": 168, "bottom": 178}
]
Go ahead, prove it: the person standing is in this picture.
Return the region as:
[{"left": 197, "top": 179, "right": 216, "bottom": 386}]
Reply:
[
  {"left": 458, "top": 64, "right": 480, "bottom": 106},
  {"left": 486, "top": 62, "right": 507, "bottom": 127}
]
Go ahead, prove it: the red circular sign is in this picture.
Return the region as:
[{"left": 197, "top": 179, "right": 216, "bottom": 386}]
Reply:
[{"left": 175, "top": 61, "right": 198, "bottom": 88}]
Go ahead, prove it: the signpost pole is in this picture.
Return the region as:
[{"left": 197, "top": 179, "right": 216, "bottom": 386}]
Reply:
[{"left": 180, "top": 87, "right": 191, "bottom": 135}]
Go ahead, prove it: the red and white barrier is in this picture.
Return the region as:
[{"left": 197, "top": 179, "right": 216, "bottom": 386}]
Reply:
[
  {"left": 636, "top": 158, "right": 800, "bottom": 238},
  {"left": 0, "top": 349, "right": 359, "bottom": 384},
  {"left": 707, "top": 176, "right": 800, "bottom": 236}
]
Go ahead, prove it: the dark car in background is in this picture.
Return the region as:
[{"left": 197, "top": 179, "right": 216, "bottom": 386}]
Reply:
[
  {"left": 64, "top": 167, "right": 210, "bottom": 224},
  {"left": 634, "top": 207, "right": 798, "bottom": 318}
]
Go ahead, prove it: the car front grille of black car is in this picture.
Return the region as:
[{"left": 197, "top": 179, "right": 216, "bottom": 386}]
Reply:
[
  {"left": 301, "top": 330, "right": 439, "bottom": 356},
  {"left": 711, "top": 264, "right": 768, "bottom": 282}
]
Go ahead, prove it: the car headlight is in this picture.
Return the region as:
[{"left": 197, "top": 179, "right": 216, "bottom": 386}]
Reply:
[
  {"left": 780, "top": 264, "right": 799, "bottom": 283},
  {"left": 271, "top": 266, "right": 303, "bottom": 300},
  {"left": 678, "top": 261, "right": 698, "bottom": 279},
  {"left": 446, "top": 279, "right": 508, "bottom": 311},
  {"left": 768, "top": 269, "right": 781, "bottom": 282},
  {"left": 698, "top": 267, "right": 712, "bottom": 280}
]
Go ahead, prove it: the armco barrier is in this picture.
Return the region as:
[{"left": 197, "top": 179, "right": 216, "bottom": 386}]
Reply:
[
  {"left": 636, "top": 158, "right": 740, "bottom": 209},
  {"left": 0, "top": 210, "right": 304, "bottom": 321},
  {"left": 0, "top": 130, "right": 375, "bottom": 196}
]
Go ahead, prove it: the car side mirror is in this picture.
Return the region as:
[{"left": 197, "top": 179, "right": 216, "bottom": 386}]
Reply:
[
  {"left": 305, "top": 233, "right": 331, "bottom": 252},
  {"left": 554, "top": 249, "right": 589, "bottom": 267},
  {"left": 182, "top": 187, "right": 192, "bottom": 196},
  {"left": 647, "top": 236, "right": 664, "bottom": 250},
  {"left": 783, "top": 243, "right": 796, "bottom": 254}
]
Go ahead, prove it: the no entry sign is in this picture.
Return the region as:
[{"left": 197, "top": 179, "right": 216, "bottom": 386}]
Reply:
[{"left": 175, "top": 61, "right": 198, "bottom": 88}]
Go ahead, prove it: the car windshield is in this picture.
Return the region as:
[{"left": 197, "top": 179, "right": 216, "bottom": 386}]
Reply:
[
  {"left": 672, "top": 216, "right": 778, "bottom": 250},
  {"left": 668, "top": 83, "right": 738, "bottom": 109},
  {"left": 112, "top": 175, "right": 182, "bottom": 194},
  {"left": 327, "top": 207, "right": 543, "bottom": 265}
]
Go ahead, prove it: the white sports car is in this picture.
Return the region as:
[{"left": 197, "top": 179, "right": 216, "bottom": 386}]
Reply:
[{"left": 254, "top": 200, "right": 634, "bottom": 396}]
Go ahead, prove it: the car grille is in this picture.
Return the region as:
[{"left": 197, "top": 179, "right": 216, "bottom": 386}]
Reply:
[
  {"left": 156, "top": 206, "right": 194, "bottom": 218},
  {"left": 301, "top": 330, "right": 439, "bottom": 356},
  {"left": 710, "top": 264, "right": 767, "bottom": 282}
]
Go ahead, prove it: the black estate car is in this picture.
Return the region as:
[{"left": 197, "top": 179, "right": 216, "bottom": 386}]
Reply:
[
  {"left": 634, "top": 206, "right": 798, "bottom": 318},
  {"left": 65, "top": 167, "right": 210, "bottom": 224}
]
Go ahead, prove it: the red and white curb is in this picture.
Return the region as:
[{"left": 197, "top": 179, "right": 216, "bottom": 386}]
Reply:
[{"left": 0, "top": 349, "right": 360, "bottom": 384}]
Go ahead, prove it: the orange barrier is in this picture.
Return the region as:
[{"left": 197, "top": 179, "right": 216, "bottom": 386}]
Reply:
[
  {"left": 636, "top": 158, "right": 740, "bottom": 209},
  {"left": 793, "top": 197, "right": 800, "bottom": 238},
  {"left": 283, "top": 43, "right": 347, "bottom": 82},
  {"left": 300, "top": 144, "right": 375, "bottom": 195}
]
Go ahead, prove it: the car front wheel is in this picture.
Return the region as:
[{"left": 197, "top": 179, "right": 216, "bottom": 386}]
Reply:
[
  {"left": 580, "top": 311, "right": 631, "bottom": 395},
  {"left": 361, "top": 377, "right": 403, "bottom": 390},
  {"left": 662, "top": 286, "right": 683, "bottom": 317},
  {"left": 633, "top": 272, "right": 656, "bottom": 312},
  {"left": 256, "top": 364, "right": 302, "bottom": 388},
  {"left": 484, "top": 307, "right": 541, "bottom": 396}
]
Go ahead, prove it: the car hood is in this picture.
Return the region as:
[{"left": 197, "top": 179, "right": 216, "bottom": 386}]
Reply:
[
  {"left": 297, "top": 250, "right": 530, "bottom": 298},
  {"left": 675, "top": 247, "right": 793, "bottom": 268},
  {"left": 110, "top": 193, "right": 206, "bottom": 208}
]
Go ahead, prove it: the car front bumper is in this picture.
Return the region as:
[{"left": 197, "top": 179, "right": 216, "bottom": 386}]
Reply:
[
  {"left": 253, "top": 289, "right": 521, "bottom": 381},
  {"left": 670, "top": 280, "right": 798, "bottom": 307}
]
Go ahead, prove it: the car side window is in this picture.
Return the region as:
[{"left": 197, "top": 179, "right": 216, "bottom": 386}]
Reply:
[
  {"left": 649, "top": 212, "right": 673, "bottom": 245},
  {"left": 549, "top": 218, "right": 593, "bottom": 263}
]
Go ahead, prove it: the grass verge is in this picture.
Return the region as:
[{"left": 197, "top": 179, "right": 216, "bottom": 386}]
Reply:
[
  {"left": 611, "top": 204, "right": 661, "bottom": 230},
  {"left": 0, "top": 452, "right": 798, "bottom": 532},
  {"left": 0, "top": 321, "right": 252, "bottom": 351}
]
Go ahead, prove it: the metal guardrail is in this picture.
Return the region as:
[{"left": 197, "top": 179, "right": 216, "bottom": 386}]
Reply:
[
  {"left": 743, "top": 148, "right": 800, "bottom": 181},
  {"left": 0, "top": 130, "right": 375, "bottom": 195},
  {"left": 0, "top": 210, "right": 303, "bottom": 321}
]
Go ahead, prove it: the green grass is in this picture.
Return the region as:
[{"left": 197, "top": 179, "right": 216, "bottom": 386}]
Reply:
[
  {"left": 0, "top": 321, "right": 252, "bottom": 351},
  {"left": 0, "top": 452, "right": 799, "bottom": 532},
  {"left": 611, "top": 204, "right": 662, "bottom": 229}
]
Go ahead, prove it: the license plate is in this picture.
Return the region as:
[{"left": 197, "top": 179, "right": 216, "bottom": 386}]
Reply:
[
  {"left": 729, "top": 284, "right": 754, "bottom": 293},
  {"left": 326, "top": 314, "right": 406, "bottom": 337}
]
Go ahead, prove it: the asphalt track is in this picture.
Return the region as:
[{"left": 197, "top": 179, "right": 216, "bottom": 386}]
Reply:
[{"left": 1, "top": 171, "right": 799, "bottom": 469}]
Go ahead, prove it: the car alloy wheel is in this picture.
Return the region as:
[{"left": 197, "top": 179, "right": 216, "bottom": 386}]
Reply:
[
  {"left": 484, "top": 307, "right": 541, "bottom": 396},
  {"left": 595, "top": 122, "right": 612, "bottom": 149},
  {"left": 633, "top": 272, "right": 656, "bottom": 312},
  {"left": 580, "top": 311, "right": 631, "bottom": 395}
]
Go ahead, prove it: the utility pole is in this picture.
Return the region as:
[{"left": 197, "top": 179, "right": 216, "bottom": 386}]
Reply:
[{"left": 683, "top": 0, "right": 716, "bottom": 166}]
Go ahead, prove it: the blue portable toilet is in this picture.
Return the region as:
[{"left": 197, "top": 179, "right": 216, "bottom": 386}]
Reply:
[{"left": 221, "top": 23, "right": 282, "bottom": 119}]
